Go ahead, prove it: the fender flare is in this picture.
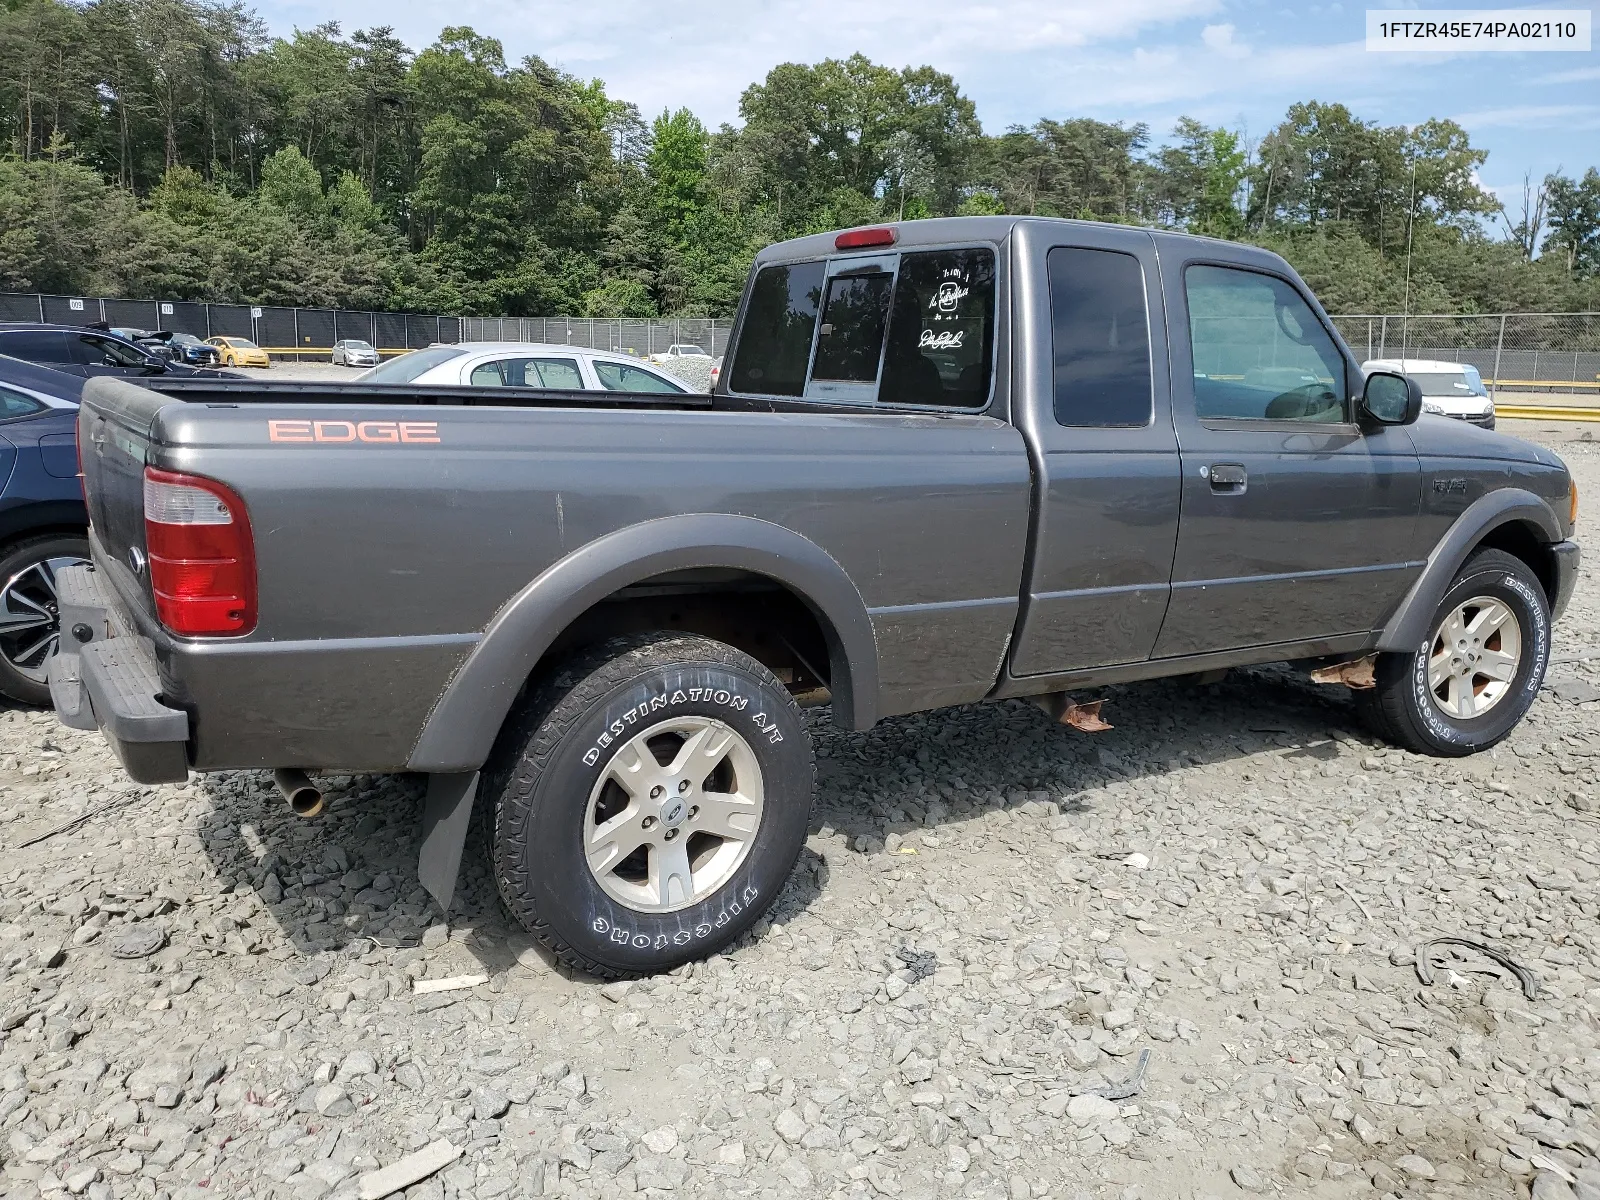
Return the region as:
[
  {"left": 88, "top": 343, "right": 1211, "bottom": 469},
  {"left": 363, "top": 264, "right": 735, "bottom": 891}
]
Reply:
[
  {"left": 1376, "top": 488, "right": 1562, "bottom": 653},
  {"left": 406, "top": 513, "right": 880, "bottom": 772}
]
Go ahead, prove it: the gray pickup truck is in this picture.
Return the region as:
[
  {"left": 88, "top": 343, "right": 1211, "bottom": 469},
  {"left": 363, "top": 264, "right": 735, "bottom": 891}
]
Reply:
[{"left": 50, "top": 216, "right": 1579, "bottom": 977}]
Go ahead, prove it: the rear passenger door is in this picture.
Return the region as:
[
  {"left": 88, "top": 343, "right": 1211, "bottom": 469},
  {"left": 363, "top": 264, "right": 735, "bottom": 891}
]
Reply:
[
  {"left": 1154, "top": 256, "right": 1422, "bottom": 656},
  {"left": 1008, "top": 224, "right": 1180, "bottom": 675}
]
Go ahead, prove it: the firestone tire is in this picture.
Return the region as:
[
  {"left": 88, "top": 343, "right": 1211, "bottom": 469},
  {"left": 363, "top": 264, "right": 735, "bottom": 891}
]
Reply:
[
  {"left": 483, "top": 632, "right": 814, "bottom": 978},
  {"left": 1361, "top": 549, "right": 1551, "bottom": 757}
]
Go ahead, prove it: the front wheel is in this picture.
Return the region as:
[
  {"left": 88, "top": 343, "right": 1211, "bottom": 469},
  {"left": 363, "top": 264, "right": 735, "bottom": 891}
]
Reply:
[
  {"left": 1362, "top": 548, "right": 1551, "bottom": 756},
  {"left": 483, "top": 633, "right": 815, "bottom": 978}
]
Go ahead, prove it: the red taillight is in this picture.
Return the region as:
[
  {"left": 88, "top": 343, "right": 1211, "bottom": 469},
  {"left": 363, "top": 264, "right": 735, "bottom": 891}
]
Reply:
[
  {"left": 142, "top": 467, "right": 256, "bottom": 636},
  {"left": 835, "top": 226, "right": 897, "bottom": 250}
]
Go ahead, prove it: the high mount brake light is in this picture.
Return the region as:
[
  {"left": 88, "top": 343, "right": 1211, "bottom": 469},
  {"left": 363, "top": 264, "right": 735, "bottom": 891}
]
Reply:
[
  {"left": 142, "top": 467, "right": 257, "bottom": 636},
  {"left": 835, "top": 227, "right": 897, "bottom": 250}
]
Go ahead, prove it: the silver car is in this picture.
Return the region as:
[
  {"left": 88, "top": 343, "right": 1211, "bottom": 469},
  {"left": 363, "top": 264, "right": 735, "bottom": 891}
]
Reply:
[
  {"left": 359, "top": 342, "right": 692, "bottom": 392},
  {"left": 332, "top": 339, "right": 381, "bottom": 368}
]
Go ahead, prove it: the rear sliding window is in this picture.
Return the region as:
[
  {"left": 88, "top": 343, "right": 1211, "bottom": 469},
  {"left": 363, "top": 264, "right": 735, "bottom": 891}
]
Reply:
[{"left": 729, "top": 248, "right": 995, "bottom": 408}]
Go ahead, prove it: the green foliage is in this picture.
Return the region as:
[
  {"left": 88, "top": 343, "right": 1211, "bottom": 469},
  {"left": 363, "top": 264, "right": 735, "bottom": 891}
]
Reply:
[{"left": 0, "top": 0, "right": 1593, "bottom": 316}]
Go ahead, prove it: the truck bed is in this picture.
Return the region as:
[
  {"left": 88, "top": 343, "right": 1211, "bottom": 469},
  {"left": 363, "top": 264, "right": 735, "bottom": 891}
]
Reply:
[{"left": 71, "top": 374, "right": 1033, "bottom": 774}]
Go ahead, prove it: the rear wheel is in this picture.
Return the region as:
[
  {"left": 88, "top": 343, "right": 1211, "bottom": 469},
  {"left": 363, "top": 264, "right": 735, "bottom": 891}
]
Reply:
[
  {"left": 1362, "top": 549, "right": 1550, "bottom": 756},
  {"left": 483, "top": 633, "right": 814, "bottom": 977},
  {"left": 0, "top": 534, "right": 91, "bottom": 706}
]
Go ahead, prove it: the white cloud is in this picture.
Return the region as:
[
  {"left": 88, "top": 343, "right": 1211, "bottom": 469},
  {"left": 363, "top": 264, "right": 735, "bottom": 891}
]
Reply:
[
  {"left": 261, "top": 0, "right": 1222, "bottom": 123},
  {"left": 1200, "top": 22, "right": 1249, "bottom": 58},
  {"left": 1453, "top": 103, "right": 1600, "bottom": 130},
  {"left": 1537, "top": 65, "right": 1600, "bottom": 84}
]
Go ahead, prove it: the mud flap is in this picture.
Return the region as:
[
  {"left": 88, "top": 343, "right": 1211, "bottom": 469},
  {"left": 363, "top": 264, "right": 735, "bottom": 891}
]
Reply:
[{"left": 417, "top": 771, "right": 478, "bottom": 913}]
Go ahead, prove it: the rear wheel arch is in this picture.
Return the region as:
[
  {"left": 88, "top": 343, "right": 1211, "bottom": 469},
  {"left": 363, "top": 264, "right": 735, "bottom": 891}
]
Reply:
[{"left": 407, "top": 515, "right": 879, "bottom": 773}]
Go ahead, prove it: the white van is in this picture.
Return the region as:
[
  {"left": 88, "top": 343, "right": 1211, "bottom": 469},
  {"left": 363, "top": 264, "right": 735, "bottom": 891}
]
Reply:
[{"left": 1362, "top": 358, "right": 1495, "bottom": 429}]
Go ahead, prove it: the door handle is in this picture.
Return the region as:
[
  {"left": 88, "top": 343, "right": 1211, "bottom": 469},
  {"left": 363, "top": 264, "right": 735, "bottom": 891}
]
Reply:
[{"left": 1205, "top": 463, "right": 1247, "bottom": 494}]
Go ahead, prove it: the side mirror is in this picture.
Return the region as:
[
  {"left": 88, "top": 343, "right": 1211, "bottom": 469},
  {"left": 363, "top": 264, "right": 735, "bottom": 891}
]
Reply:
[{"left": 1360, "top": 371, "right": 1422, "bottom": 426}]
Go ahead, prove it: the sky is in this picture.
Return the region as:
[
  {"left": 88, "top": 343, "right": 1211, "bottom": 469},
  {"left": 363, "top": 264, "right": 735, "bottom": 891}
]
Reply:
[{"left": 253, "top": 0, "right": 1599, "bottom": 209}]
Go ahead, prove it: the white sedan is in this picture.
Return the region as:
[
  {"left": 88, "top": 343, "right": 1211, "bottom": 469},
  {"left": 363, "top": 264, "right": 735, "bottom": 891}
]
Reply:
[{"left": 360, "top": 342, "right": 692, "bottom": 393}]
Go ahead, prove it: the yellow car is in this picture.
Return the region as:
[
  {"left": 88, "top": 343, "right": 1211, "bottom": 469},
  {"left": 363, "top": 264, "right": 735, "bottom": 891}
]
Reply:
[{"left": 205, "top": 336, "right": 271, "bottom": 368}]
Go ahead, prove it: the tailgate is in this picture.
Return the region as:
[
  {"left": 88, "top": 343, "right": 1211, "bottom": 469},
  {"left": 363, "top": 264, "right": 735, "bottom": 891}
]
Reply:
[{"left": 78, "top": 380, "right": 166, "bottom": 624}]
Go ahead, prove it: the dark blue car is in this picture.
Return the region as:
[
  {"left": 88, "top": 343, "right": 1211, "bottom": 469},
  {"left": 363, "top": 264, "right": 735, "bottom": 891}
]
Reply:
[{"left": 0, "top": 353, "right": 90, "bottom": 705}]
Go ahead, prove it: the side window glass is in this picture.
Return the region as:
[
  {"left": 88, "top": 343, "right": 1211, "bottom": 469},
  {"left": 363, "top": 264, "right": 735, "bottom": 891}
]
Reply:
[
  {"left": 594, "top": 361, "right": 686, "bottom": 393},
  {"left": 729, "top": 261, "right": 825, "bottom": 396},
  {"left": 881, "top": 249, "right": 996, "bottom": 407},
  {"left": 531, "top": 358, "right": 583, "bottom": 390},
  {"left": 1048, "top": 247, "right": 1151, "bottom": 427},
  {"left": 469, "top": 361, "right": 507, "bottom": 386},
  {"left": 1186, "top": 265, "right": 1347, "bottom": 422},
  {"left": 0, "top": 385, "right": 44, "bottom": 418},
  {"left": 0, "top": 331, "right": 72, "bottom": 363},
  {"left": 79, "top": 336, "right": 149, "bottom": 368},
  {"left": 810, "top": 272, "right": 893, "bottom": 383}
]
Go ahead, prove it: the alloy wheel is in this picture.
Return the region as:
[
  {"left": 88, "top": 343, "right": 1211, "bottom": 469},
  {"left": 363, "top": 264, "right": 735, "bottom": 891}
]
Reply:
[
  {"left": 1427, "top": 595, "right": 1522, "bottom": 720},
  {"left": 583, "top": 715, "right": 765, "bottom": 913}
]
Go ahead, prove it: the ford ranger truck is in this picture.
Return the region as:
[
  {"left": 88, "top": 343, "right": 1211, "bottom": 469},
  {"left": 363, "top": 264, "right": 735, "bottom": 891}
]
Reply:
[{"left": 50, "top": 217, "right": 1580, "bottom": 977}]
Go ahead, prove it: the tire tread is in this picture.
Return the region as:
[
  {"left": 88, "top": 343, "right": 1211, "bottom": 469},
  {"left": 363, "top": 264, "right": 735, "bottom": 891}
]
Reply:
[
  {"left": 481, "top": 632, "right": 809, "bottom": 980},
  {"left": 1360, "top": 548, "right": 1547, "bottom": 757}
]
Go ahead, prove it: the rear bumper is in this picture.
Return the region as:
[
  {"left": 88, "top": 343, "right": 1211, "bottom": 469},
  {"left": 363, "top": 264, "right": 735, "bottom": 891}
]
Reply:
[
  {"left": 46, "top": 564, "right": 190, "bottom": 784},
  {"left": 1552, "top": 539, "right": 1581, "bottom": 623}
]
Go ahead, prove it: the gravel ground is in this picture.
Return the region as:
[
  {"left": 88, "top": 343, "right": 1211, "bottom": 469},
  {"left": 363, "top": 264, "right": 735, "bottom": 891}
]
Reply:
[{"left": 3, "top": 424, "right": 1599, "bottom": 1200}]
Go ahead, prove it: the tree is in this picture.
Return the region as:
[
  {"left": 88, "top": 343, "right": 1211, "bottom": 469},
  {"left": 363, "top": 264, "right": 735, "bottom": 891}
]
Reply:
[
  {"left": 1545, "top": 169, "right": 1600, "bottom": 274},
  {"left": 979, "top": 118, "right": 1151, "bottom": 220},
  {"left": 1156, "top": 118, "right": 1246, "bottom": 237},
  {"left": 1500, "top": 170, "right": 1550, "bottom": 260}
]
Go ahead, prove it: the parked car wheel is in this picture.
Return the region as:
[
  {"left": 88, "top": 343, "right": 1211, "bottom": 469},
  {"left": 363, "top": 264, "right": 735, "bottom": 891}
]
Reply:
[
  {"left": 484, "top": 632, "right": 814, "bottom": 978},
  {"left": 0, "top": 534, "right": 91, "bottom": 706},
  {"left": 1362, "top": 548, "right": 1551, "bottom": 756}
]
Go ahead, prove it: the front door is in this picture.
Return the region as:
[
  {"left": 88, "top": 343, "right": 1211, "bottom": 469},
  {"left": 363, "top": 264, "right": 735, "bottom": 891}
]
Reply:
[
  {"left": 1009, "top": 224, "right": 1182, "bottom": 676},
  {"left": 1154, "top": 260, "right": 1422, "bottom": 658}
]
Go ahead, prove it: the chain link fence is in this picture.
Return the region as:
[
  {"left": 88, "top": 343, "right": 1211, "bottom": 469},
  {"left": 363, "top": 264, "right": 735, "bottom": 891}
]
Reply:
[
  {"left": 0, "top": 293, "right": 463, "bottom": 361},
  {"left": 1329, "top": 313, "right": 1600, "bottom": 397},
  {"left": 457, "top": 317, "right": 732, "bottom": 358},
  {"left": 5, "top": 290, "right": 1597, "bottom": 394}
]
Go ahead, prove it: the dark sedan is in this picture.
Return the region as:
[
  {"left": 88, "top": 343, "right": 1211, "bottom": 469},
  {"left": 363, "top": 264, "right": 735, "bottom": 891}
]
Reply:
[
  {"left": 0, "top": 323, "right": 233, "bottom": 380},
  {"left": 109, "top": 327, "right": 222, "bottom": 367},
  {"left": 0, "top": 354, "right": 90, "bottom": 705}
]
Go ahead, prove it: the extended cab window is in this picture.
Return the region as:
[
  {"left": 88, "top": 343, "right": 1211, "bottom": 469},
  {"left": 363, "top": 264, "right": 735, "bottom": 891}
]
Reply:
[
  {"left": 1186, "top": 265, "right": 1347, "bottom": 423},
  {"left": 1048, "top": 247, "right": 1151, "bottom": 427},
  {"left": 730, "top": 261, "right": 826, "bottom": 396},
  {"left": 880, "top": 249, "right": 996, "bottom": 407}
]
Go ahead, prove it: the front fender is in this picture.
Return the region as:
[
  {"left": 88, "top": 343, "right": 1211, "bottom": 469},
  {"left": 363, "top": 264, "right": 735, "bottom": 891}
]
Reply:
[
  {"left": 1376, "top": 488, "right": 1563, "bottom": 653},
  {"left": 406, "top": 513, "right": 880, "bottom": 772}
]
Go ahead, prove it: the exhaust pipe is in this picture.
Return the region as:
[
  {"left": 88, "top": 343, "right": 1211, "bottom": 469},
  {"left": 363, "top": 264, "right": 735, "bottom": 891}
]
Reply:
[{"left": 273, "top": 768, "right": 323, "bottom": 818}]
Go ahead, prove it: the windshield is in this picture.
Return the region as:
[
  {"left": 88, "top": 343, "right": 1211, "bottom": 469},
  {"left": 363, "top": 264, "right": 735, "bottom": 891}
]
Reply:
[
  {"left": 228, "top": 338, "right": 259, "bottom": 349},
  {"left": 346, "top": 340, "right": 374, "bottom": 351},
  {"left": 362, "top": 345, "right": 465, "bottom": 383},
  {"left": 171, "top": 333, "right": 202, "bottom": 346},
  {"left": 1407, "top": 370, "right": 1486, "bottom": 398}
]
